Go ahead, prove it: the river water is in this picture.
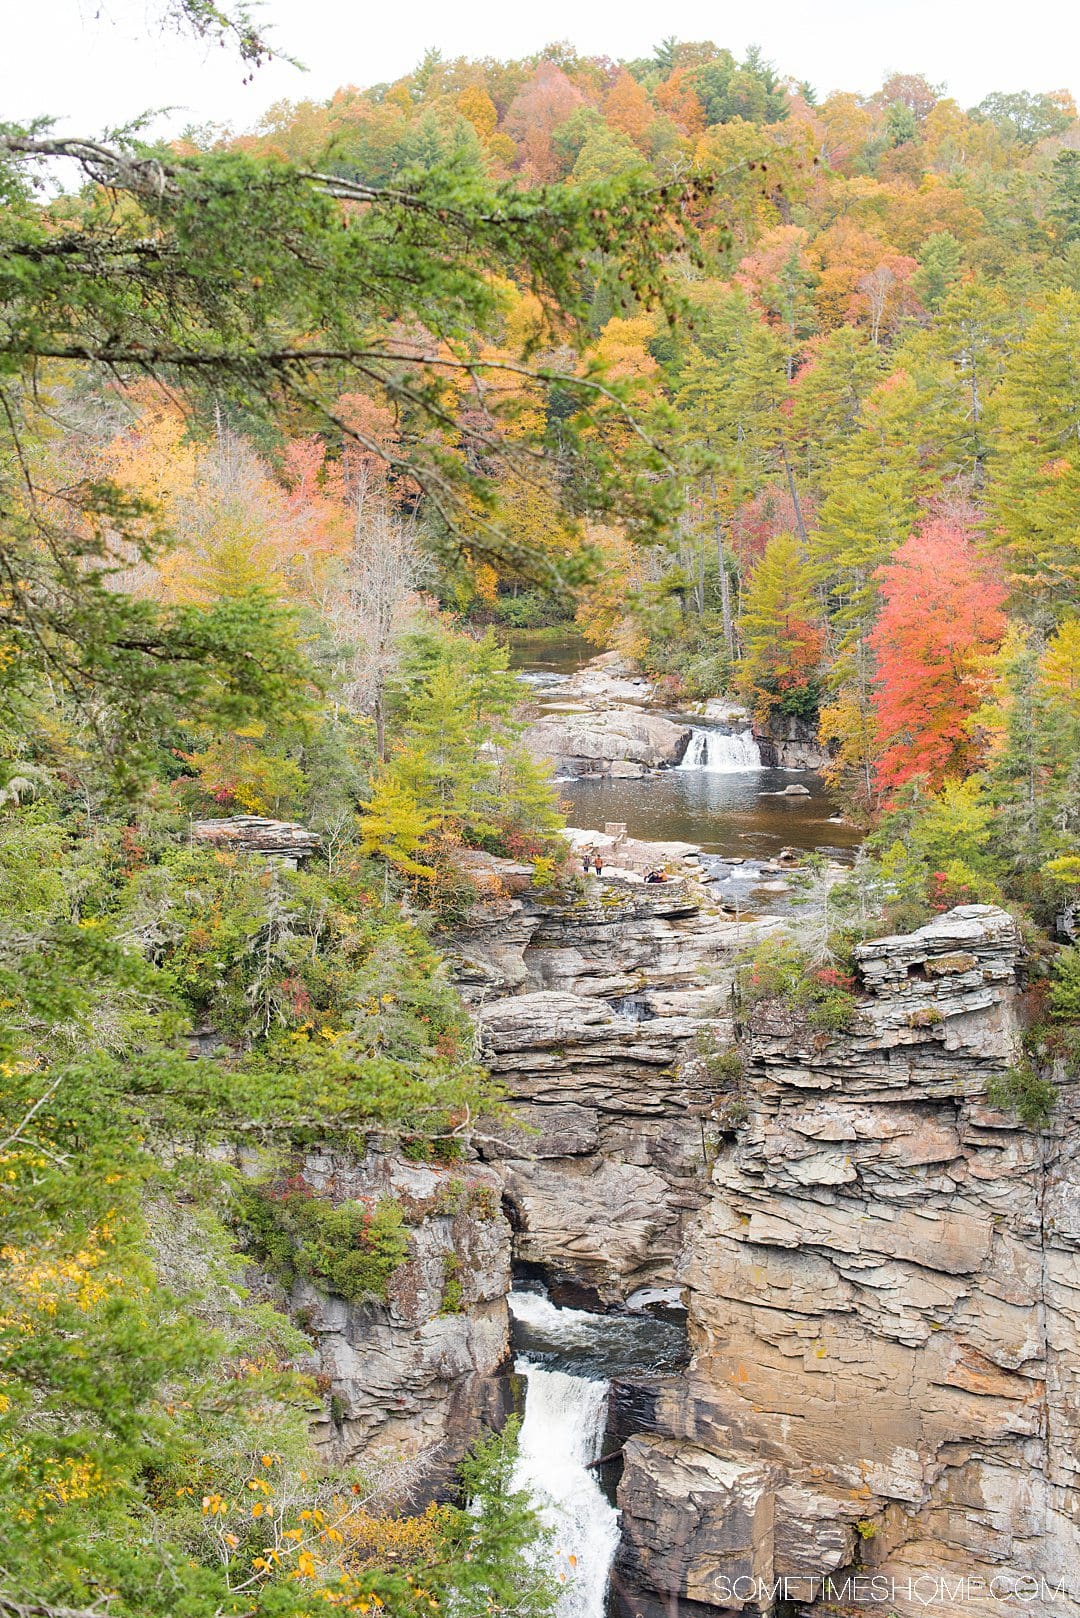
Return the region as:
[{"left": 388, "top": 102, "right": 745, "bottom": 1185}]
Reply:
[
  {"left": 561, "top": 765, "right": 859, "bottom": 861},
  {"left": 508, "top": 1288, "right": 687, "bottom": 1618},
  {"left": 508, "top": 632, "right": 860, "bottom": 864}
]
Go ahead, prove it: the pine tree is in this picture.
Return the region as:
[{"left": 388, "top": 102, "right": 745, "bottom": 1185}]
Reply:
[
  {"left": 810, "top": 370, "right": 925, "bottom": 655},
  {"left": 358, "top": 770, "right": 437, "bottom": 879},
  {"left": 989, "top": 289, "right": 1080, "bottom": 616},
  {"left": 739, "top": 533, "right": 824, "bottom": 721}
]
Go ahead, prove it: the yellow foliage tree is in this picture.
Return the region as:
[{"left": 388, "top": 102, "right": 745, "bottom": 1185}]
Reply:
[
  {"left": 1039, "top": 619, "right": 1080, "bottom": 715},
  {"left": 457, "top": 85, "right": 498, "bottom": 141},
  {"left": 359, "top": 771, "right": 436, "bottom": 880}
]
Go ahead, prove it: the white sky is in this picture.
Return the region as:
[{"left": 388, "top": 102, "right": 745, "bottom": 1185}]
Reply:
[{"left": 4, "top": 0, "right": 1078, "bottom": 139}]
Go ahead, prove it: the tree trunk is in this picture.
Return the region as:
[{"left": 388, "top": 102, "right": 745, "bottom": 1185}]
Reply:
[
  {"left": 710, "top": 495, "right": 736, "bottom": 662},
  {"left": 374, "top": 687, "right": 386, "bottom": 763},
  {"left": 781, "top": 443, "right": 809, "bottom": 550}
]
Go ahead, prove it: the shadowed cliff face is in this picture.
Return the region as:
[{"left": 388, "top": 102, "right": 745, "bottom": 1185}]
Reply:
[
  {"left": 614, "top": 906, "right": 1080, "bottom": 1618},
  {"left": 260, "top": 1151, "right": 514, "bottom": 1499}
]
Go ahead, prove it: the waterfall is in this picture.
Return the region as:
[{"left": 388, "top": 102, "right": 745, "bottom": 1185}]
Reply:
[
  {"left": 678, "top": 726, "right": 762, "bottom": 773},
  {"left": 509, "top": 1295, "right": 620, "bottom": 1618},
  {"left": 609, "top": 993, "right": 654, "bottom": 1022}
]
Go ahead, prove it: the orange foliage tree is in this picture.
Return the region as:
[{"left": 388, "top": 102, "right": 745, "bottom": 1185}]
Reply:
[{"left": 869, "top": 517, "right": 1007, "bottom": 801}]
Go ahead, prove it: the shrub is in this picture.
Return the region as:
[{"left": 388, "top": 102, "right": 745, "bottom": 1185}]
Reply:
[
  {"left": 641, "top": 619, "right": 732, "bottom": 702},
  {"left": 987, "top": 1063, "right": 1058, "bottom": 1130},
  {"left": 715, "top": 1097, "right": 749, "bottom": 1130},
  {"left": 489, "top": 592, "right": 569, "bottom": 629},
  {"left": 1049, "top": 947, "right": 1080, "bottom": 1024},
  {"left": 741, "top": 937, "right": 859, "bottom": 1035},
  {"left": 707, "top": 1045, "right": 745, "bottom": 1085},
  {"left": 776, "top": 681, "right": 821, "bottom": 723},
  {"left": 693, "top": 1029, "right": 745, "bottom": 1084},
  {"left": 241, "top": 1180, "right": 409, "bottom": 1302},
  {"left": 440, "top": 1253, "right": 465, "bottom": 1315},
  {"left": 433, "top": 1177, "right": 498, "bottom": 1220}
]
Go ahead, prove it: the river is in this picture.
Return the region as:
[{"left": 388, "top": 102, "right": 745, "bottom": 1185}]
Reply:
[{"left": 508, "top": 631, "right": 860, "bottom": 864}]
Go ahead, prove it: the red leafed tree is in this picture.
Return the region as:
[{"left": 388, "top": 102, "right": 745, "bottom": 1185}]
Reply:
[{"left": 870, "top": 518, "right": 1007, "bottom": 800}]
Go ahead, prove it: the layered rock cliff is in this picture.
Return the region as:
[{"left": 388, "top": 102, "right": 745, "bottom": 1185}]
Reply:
[
  {"left": 252, "top": 1151, "right": 512, "bottom": 1496},
  {"left": 454, "top": 878, "right": 775, "bottom": 1305},
  {"left": 613, "top": 905, "right": 1080, "bottom": 1618}
]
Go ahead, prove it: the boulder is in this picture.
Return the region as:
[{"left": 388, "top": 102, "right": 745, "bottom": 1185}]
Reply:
[{"left": 521, "top": 708, "right": 691, "bottom": 775}]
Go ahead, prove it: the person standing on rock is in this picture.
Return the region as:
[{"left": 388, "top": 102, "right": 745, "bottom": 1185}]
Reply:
[
  {"left": 593, "top": 853, "right": 604, "bottom": 877},
  {"left": 582, "top": 850, "right": 593, "bottom": 874}
]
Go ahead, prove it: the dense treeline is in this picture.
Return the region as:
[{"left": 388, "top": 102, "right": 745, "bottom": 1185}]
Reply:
[
  {"left": 212, "top": 40, "right": 1080, "bottom": 906},
  {"left": 2, "top": 21, "right": 1080, "bottom": 1618}
]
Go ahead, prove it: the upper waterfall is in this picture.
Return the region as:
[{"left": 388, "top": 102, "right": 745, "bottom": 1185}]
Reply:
[{"left": 677, "top": 727, "right": 762, "bottom": 773}]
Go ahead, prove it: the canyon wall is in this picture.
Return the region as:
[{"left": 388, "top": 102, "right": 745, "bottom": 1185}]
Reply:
[
  {"left": 252, "top": 1151, "right": 513, "bottom": 1497},
  {"left": 612, "top": 905, "right": 1080, "bottom": 1618}
]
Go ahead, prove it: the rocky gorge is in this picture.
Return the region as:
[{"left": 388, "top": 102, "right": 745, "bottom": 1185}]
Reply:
[
  {"left": 455, "top": 865, "right": 1080, "bottom": 1617},
  {"left": 253, "top": 816, "right": 1079, "bottom": 1617},
  {"left": 193, "top": 641, "right": 1080, "bottom": 1617},
  {"left": 220, "top": 664, "right": 1075, "bottom": 1616}
]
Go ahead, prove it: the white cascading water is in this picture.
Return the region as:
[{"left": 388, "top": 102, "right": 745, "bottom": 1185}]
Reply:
[
  {"left": 508, "top": 1293, "right": 621, "bottom": 1618},
  {"left": 678, "top": 726, "right": 762, "bottom": 773}
]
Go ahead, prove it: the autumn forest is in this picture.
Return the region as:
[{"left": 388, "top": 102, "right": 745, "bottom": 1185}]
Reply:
[{"left": 2, "top": 7, "right": 1080, "bottom": 1617}]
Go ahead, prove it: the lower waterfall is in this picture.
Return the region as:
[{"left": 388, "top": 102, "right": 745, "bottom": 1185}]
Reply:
[
  {"left": 507, "top": 1287, "right": 688, "bottom": 1618},
  {"left": 678, "top": 726, "right": 762, "bottom": 772},
  {"left": 512, "top": 1360, "right": 619, "bottom": 1618}
]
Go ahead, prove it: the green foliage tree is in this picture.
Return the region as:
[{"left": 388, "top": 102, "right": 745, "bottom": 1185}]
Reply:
[
  {"left": 1050, "top": 150, "right": 1080, "bottom": 249},
  {"left": 912, "top": 231, "right": 964, "bottom": 311},
  {"left": 739, "top": 532, "right": 823, "bottom": 721},
  {"left": 989, "top": 290, "right": 1080, "bottom": 615},
  {"left": 810, "top": 372, "right": 924, "bottom": 654},
  {"left": 974, "top": 90, "right": 1073, "bottom": 146}
]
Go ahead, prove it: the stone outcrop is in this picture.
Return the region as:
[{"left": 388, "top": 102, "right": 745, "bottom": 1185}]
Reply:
[
  {"left": 480, "top": 989, "right": 716, "bottom": 1302},
  {"left": 754, "top": 712, "right": 831, "bottom": 771},
  {"left": 256, "top": 1152, "right": 512, "bottom": 1495},
  {"left": 521, "top": 707, "right": 691, "bottom": 776},
  {"left": 553, "top": 654, "right": 657, "bottom": 709},
  {"left": 451, "top": 877, "right": 776, "bottom": 1005},
  {"left": 191, "top": 815, "right": 322, "bottom": 865},
  {"left": 613, "top": 905, "right": 1080, "bottom": 1618}
]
